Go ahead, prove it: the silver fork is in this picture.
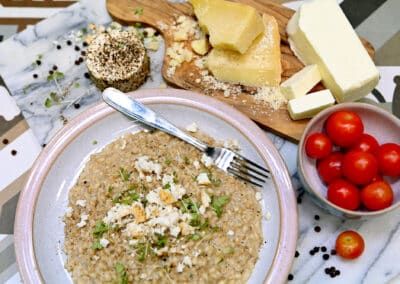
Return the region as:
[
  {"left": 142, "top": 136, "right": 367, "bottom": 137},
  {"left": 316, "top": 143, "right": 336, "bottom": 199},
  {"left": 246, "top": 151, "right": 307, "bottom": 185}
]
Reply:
[{"left": 102, "top": 88, "right": 270, "bottom": 187}]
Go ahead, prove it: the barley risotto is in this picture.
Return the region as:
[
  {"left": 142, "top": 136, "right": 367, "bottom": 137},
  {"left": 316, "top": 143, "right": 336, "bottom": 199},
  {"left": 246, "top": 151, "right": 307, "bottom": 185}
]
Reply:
[{"left": 64, "top": 130, "right": 263, "bottom": 283}]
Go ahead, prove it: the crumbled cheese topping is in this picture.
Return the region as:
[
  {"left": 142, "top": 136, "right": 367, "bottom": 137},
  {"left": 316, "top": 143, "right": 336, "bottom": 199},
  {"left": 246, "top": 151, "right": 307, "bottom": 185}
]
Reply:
[
  {"left": 196, "top": 172, "right": 211, "bottom": 185},
  {"left": 255, "top": 192, "right": 262, "bottom": 201},
  {"left": 99, "top": 238, "right": 110, "bottom": 248},
  {"left": 65, "top": 206, "right": 73, "bottom": 218},
  {"left": 193, "top": 160, "right": 200, "bottom": 169},
  {"left": 76, "top": 199, "right": 86, "bottom": 207},
  {"left": 254, "top": 86, "right": 287, "bottom": 110},
  {"left": 227, "top": 230, "right": 235, "bottom": 236},
  {"left": 201, "top": 153, "right": 214, "bottom": 167},
  {"left": 185, "top": 122, "right": 199, "bottom": 133},
  {"left": 77, "top": 213, "right": 89, "bottom": 228},
  {"left": 223, "top": 139, "right": 241, "bottom": 151},
  {"left": 135, "top": 156, "right": 162, "bottom": 179}
]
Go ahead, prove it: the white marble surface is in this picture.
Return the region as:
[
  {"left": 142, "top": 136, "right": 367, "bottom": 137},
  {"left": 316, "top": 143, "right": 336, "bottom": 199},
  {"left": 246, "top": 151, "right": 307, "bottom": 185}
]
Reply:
[{"left": 0, "top": 0, "right": 399, "bottom": 283}]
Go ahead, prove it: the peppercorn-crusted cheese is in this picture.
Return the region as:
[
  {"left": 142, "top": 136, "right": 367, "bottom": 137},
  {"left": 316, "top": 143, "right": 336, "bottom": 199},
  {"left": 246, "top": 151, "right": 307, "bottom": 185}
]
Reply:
[{"left": 85, "top": 29, "right": 149, "bottom": 92}]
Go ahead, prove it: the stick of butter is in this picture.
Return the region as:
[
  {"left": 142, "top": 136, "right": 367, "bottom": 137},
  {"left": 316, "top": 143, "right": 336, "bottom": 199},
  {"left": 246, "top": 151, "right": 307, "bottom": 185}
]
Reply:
[
  {"left": 288, "top": 89, "right": 335, "bottom": 120},
  {"left": 286, "top": 0, "right": 379, "bottom": 103},
  {"left": 280, "top": 65, "right": 321, "bottom": 100}
]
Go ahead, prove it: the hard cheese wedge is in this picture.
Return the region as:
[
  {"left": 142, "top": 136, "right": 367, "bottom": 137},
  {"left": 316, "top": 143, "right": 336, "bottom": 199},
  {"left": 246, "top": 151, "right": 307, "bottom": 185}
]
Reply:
[
  {"left": 280, "top": 64, "right": 321, "bottom": 100},
  {"left": 189, "top": 0, "right": 264, "bottom": 54},
  {"left": 286, "top": 0, "right": 379, "bottom": 103},
  {"left": 206, "top": 14, "right": 281, "bottom": 87},
  {"left": 288, "top": 89, "right": 335, "bottom": 120}
]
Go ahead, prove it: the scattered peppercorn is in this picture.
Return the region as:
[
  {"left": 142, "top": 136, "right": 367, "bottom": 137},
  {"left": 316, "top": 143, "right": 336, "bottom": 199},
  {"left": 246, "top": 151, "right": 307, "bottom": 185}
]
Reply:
[
  {"left": 75, "top": 60, "right": 80, "bottom": 65},
  {"left": 36, "top": 60, "right": 41, "bottom": 65},
  {"left": 78, "top": 57, "right": 84, "bottom": 63},
  {"left": 288, "top": 274, "right": 294, "bottom": 281},
  {"left": 52, "top": 65, "right": 58, "bottom": 71},
  {"left": 11, "top": 150, "right": 17, "bottom": 156},
  {"left": 324, "top": 266, "right": 340, "bottom": 278},
  {"left": 73, "top": 103, "right": 80, "bottom": 109},
  {"left": 75, "top": 45, "right": 80, "bottom": 51},
  {"left": 84, "top": 72, "right": 90, "bottom": 79},
  {"left": 314, "top": 226, "right": 321, "bottom": 233},
  {"left": 313, "top": 246, "right": 320, "bottom": 253},
  {"left": 309, "top": 249, "right": 315, "bottom": 256},
  {"left": 335, "top": 270, "right": 340, "bottom": 276},
  {"left": 57, "top": 45, "right": 62, "bottom": 50},
  {"left": 81, "top": 51, "right": 86, "bottom": 56},
  {"left": 2, "top": 138, "right": 9, "bottom": 145},
  {"left": 321, "top": 246, "right": 327, "bottom": 252},
  {"left": 83, "top": 41, "right": 88, "bottom": 47},
  {"left": 49, "top": 70, "right": 54, "bottom": 75},
  {"left": 42, "top": 144, "right": 46, "bottom": 148},
  {"left": 295, "top": 251, "right": 300, "bottom": 258},
  {"left": 33, "top": 74, "right": 38, "bottom": 79},
  {"left": 331, "top": 249, "right": 337, "bottom": 255},
  {"left": 314, "top": 214, "right": 320, "bottom": 220},
  {"left": 323, "top": 254, "right": 330, "bottom": 260},
  {"left": 67, "top": 40, "right": 72, "bottom": 45}
]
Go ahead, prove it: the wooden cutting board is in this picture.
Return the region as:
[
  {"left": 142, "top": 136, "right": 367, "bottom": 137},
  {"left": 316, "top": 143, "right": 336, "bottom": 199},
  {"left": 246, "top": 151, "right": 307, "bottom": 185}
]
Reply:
[{"left": 106, "top": 0, "right": 375, "bottom": 142}]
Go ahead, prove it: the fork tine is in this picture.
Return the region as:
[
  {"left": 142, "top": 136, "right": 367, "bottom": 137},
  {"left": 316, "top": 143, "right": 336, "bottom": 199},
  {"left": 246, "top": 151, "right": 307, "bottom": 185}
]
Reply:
[
  {"left": 228, "top": 164, "right": 266, "bottom": 183},
  {"left": 231, "top": 159, "right": 269, "bottom": 179},
  {"left": 234, "top": 154, "right": 270, "bottom": 174},
  {"left": 227, "top": 167, "right": 263, "bottom": 187}
]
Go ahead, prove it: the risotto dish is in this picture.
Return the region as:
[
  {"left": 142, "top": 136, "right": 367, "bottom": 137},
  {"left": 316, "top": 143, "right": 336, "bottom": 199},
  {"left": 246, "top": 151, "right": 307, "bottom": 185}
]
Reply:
[{"left": 64, "top": 130, "right": 263, "bottom": 283}]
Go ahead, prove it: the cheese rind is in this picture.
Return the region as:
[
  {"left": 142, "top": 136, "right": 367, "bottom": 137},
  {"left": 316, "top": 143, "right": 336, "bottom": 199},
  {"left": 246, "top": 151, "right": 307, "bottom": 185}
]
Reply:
[
  {"left": 286, "top": 0, "right": 379, "bottom": 103},
  {"left": 206, "top": 14, "right": 281, "bottom": 87},
  {"left": 189, "top": 0, "right": 264, "bottom": 54},
  {"left": 280, "top": 64, "right": 321, "bottom": 100},
  {"left": 288, "top": 89, "right": 335, "bottom": 120}
]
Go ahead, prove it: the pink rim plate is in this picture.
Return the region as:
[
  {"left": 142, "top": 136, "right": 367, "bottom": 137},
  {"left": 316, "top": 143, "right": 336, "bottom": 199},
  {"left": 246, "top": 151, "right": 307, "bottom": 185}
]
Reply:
[{"left": 14, "top": 89, "right": 298, "bottom": 283}]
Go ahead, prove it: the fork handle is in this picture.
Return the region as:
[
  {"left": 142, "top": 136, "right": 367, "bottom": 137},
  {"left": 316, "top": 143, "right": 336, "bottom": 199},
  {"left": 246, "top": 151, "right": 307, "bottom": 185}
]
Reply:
[{"left": 102, "top": 88, "right": 209, "bottom": 152}]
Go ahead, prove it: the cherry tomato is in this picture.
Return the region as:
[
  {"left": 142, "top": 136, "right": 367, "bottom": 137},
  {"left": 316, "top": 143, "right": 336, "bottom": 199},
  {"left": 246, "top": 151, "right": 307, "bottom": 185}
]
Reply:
[
  {"left": 351, "top": 133, "right": 379, "bottom": 154},
  {"left": 376, "top": 143, "right": 400, "bottom": 176},
  {"left": 325, "top": 110, "right": 364, "bottom": 148},
  {"left": 361, "top": 181, "right": 394, "bottom": 211},
  {"left": 317, "top": 151, "right": 343, "bottom": 184},
  {"left": 342, "top": 151, "right": 378, "bottom": 185},
  {"left": 335, "top": 230, "right": 365, "bottom": 259},
  {"left": 305, "top": 133, "right": 333, "bottom": 159},
  {"left": 327, "top": 179, "right": 360, "bottom": 210}
]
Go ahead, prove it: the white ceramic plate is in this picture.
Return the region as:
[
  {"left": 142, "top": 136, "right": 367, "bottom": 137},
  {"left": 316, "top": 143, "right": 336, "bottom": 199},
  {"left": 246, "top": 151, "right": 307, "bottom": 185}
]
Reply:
[{"left": 14, "top": 89, "right": 297, "bottom": 283}]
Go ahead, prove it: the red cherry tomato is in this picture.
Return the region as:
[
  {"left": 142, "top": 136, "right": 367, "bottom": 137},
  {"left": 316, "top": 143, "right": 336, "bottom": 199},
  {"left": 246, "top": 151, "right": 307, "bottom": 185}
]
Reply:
[
  {"left": 351, "top": 133, "right": 379, "bottom": 154},
  {"left": 325, "top": 110, "right": 364, "bottom": 148},
  {"left": 342, "top": 151, "right": 378, "bottom": 185},
  {"left": 305, "top": 133, "right": 333, "bottom": 159},
  {"left": 361, "top": 181, "right": 394, "bottom": 211},
  {"left": 376, "top": 143, "right": 400, "bottom": 176},
  {"left": 327, "top": 179, "right": 360, "bottom": 210},
  {"left": 335, "top": 230, "right": 365, "bottom": 259},
  {"left": 317, "top": 151, "right": 344, "bottom": 184}
]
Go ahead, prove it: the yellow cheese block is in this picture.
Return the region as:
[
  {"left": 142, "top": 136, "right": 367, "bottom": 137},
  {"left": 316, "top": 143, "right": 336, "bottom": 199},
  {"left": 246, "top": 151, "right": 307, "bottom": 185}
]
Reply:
[
  {"left": 206, "top": 14, "right": 281, "bottom": 87},
  {"left": 189, "top": 0, "right": 264, "bottom": 54}
]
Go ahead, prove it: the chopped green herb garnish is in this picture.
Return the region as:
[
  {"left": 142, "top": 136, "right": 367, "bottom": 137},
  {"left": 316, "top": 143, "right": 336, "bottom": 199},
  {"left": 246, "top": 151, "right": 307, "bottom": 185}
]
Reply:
[
  {"left": 93, "top": 221, "right": 110, "bottom": 238},
  {"left": 190, "top": 233, "right": 201, "bottom": 240},
  {"left": 44, "top": 98, "right": 53, "bottom": 108},
  {"left": 156, "top": 235, "right": 168, "bottom": 248},
  {"left": 211, "top": 195, "right": 230, "bottom": 217},
  {"left": 129, "top": 183, "right": 138, "bottom": 191},
  {"left": 92, "top": 140, "right": 98, "bottom": 145},
  {"left": 134, "top": 7, "right": 144, "bottom": 15},
  {"left": 223, "top": 246, "right": 234, "bottom": 254},
  {"left": 74, "top": 82, "right": 80, "bottom": 88},
  {"left": 47, "top": 71, "right": 64, "bottom": 81},
  {"left": 200, "top": 219, "right": 209, "bottom": 230},
  {"left": 135, "top": 22, "right": 142, "bottom": 28},
  {"left": 163, "top": 183, "right": 171, "bottom": 190},
  {"left": 211, "top": 178, "right": 221, "bottom": 187},
  {"left": 183, "top": 156, "right": 190, "bottom": 165},
  {"left": 164, "top": 158, "right": 171, "bottom": 165},
  {"left": 115, "top": 262, "right": 128, "bottom": 284},
  {"left": 119, "top": 167, "right": 131, "bottom": 181},
  {"left": 92, "top": 240, "right": 102, "bottom": 250},
  {"left": 137, "top": 242, "right": 149, "bottom": 262},
  {"left": 50, "top": 92, "right": 59, "bottom": 102},
  {"left": 108, "top": 186, "right": 113, "bottom": 192},
  {"left": 22, "top": 84, "right": 31, "bottom": 94},
  {"left": 37, "top": 54, "right": 43, "bottom": 60},
  {"left": 81, "top": 27, "right": 88, "bottom": 34}
]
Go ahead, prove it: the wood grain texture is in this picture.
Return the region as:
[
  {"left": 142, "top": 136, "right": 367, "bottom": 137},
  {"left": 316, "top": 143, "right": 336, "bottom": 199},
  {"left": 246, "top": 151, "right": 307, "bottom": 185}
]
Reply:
[{"left": 106, "top": 0, "right": 375, "bottom": 142}]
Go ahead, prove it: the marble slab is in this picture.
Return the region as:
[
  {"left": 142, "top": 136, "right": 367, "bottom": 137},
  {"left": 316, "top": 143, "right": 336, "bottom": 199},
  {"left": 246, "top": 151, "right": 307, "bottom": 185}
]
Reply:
[{"left": 0, "top": 0, "right": 399, "bottom": 283}]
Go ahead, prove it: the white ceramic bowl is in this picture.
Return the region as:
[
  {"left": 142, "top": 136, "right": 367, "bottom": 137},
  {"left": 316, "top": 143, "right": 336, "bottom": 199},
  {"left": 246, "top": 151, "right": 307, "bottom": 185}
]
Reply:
[
  {"left": 298, "top": 102, "right": 400, "bottom": 219},
  {"left": 15, "top": 89, "right": 298, "bottom": 283}
]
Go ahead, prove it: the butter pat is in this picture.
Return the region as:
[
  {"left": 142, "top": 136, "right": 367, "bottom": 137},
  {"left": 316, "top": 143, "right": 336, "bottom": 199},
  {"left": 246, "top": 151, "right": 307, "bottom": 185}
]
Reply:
[
  {"left": 286, "top": 0, "right": 379, "bottom": 103},
  {"left": 280, "top": 65, "right": 321, "bottom": 100},
  {"left": 288, "top": 89, "right": 335, "bottom": 120},
  {"left": 206, "top": 14, "right": 281, "bottom": 87},
  {"left": 189, "top": 0, "right": 264, "bottom": 54}
]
